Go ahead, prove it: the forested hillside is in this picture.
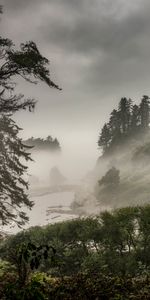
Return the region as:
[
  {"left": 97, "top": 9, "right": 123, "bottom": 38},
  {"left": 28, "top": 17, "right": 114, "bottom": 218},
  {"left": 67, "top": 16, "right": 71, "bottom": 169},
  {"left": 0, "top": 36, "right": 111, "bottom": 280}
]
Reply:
[
  {"left": 72, "top": 96, "right": 150, "bottom": 214},
  {"left": 96, "top": 96, "right": 150, "bottom": 208},
  {"left": 98, "top": 96, "right": 150, "bottom": 154}
]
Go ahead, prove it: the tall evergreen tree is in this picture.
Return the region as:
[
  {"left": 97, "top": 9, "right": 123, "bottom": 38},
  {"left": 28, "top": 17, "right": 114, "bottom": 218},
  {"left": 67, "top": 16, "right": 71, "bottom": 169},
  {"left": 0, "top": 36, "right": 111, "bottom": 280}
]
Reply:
[
  {"left": 118, "top": 98, "right": 132, "bottom": 134},
  {"left": 130, "top": 104, "right": 140, "bottom": 131},
  {"left": 0, "top": 115, "right": 33, "bottom": 226},
  {"left": 98, "top": 123, "right": 111, "bottom": 152},
  {"left": 0, "top": 8, "right": 60, "bottom": 226},
  {"left": 109, "top": 109, "right": 121, "bottom": 144},
  {"left": 139, "top": 95, "right": 150, "bottom": 129}
]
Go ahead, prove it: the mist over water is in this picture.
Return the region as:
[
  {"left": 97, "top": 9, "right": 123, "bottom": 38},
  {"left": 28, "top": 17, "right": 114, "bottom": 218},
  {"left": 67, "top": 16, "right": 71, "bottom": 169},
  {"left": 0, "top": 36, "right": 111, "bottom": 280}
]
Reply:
[{"left": 27, "top": 134, "right": 98, "bottom": 184}]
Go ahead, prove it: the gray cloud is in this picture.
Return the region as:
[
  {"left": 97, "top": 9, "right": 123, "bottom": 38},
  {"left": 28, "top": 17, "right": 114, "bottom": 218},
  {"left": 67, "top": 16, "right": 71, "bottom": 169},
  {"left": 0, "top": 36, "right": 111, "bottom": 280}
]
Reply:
[
  {"left": 32, "top": 0, "right": 150, "bottom": 93},
  {"left": 2, "top": 0, "right": 150, "bottom": 94},
  {"left": 3, "top": 0, "right": 150, "bottom": 60},
  {"left": 1, "top": 0, "right": 150, "bottom": 173},
  {"left": 38, "top": 1, "right": 149, "bottom": 57}
]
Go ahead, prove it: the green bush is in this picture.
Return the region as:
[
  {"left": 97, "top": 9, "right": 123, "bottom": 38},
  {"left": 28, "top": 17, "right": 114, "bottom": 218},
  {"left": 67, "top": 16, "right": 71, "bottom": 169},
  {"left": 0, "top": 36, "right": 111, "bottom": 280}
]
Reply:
[{"left": 1, "top": 271, "right": 150, "bottom": 300}]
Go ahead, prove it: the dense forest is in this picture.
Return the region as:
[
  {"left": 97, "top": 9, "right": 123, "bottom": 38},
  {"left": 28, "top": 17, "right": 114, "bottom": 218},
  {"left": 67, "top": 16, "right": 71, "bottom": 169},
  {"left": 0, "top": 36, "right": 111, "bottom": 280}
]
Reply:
[
  {"left": 96, "top": 97, "right": 150, "bottom": 207},
  {"left": 98, "top": 96, "right": 150, "bottom": 154},
  {"left": 1, "top": 206, "right": 150, "bottom": 299}
]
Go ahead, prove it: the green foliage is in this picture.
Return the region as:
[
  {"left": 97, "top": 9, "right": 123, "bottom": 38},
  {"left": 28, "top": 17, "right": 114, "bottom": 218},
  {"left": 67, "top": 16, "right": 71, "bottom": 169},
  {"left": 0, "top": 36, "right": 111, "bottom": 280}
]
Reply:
[
  {"left": 1, "top": 206, "right": 150, "bottom": 279},
  {"left": 1, "top": 271, "right": 150, "bottom": 300},
  {"left": 0, "top": 235, "right": 56, "bottom": 286},
  {"left": 1, "top": 206, "right": 150, "bottom": 298},
  {"left": 15, "top": 242, "right": 56, "bottom": 285},
  {"left": 0, "top": 259, "right": 15, "bottom": 276},
  {"left": 0, "top": 272, "right": 50, "bottom": 300}
]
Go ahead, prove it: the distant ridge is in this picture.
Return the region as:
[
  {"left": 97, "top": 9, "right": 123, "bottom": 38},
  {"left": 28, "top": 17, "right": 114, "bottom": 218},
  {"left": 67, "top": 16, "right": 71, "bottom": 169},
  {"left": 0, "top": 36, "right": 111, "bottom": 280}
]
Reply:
[{"left": 23, "top": 136, "right": 61, "bottom": 152}]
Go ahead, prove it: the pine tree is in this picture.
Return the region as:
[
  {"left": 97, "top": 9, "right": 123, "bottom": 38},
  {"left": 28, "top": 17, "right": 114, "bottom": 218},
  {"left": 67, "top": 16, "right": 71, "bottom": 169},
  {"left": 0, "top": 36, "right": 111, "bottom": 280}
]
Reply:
[
  {"left": 0, "top": 8, "right": 60, "bottom": 227},
  {"left": 98, "top": 123, "right": 111, "bottom": 152},
  {"left": 109, "top": 109, "right": 121, "bottom": 145},
  {"left": 139, "top": 95, "right": 150, "bottom": 129},
  {"left": 118, "top": 98, "right": 132, "bottom": 134},
  {"left": 0, "top": 6, "right": 60, "bottom": 113},
  {"left": 130, "top": 104, "right": 140, "bottom": 131},
  {"left": 0, "top": 41, "right": 61, "bottom": 114},
  {"left": 98, "top": 96, "right": 150, "bottom": 156},
  {"left": 0, "top": 115, "right": 33, "bottom": 226}
]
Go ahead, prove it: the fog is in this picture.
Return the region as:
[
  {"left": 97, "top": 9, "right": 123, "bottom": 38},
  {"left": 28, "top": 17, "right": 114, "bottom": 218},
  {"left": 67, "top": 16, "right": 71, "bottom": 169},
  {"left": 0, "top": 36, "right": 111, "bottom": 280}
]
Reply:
[
  {"left": 15, "top": 114, "right": 150, "bottom": 228},
  {"left": 71, "top": 129, "right": 150, "bottom": 216},
  {"left": 26, "top": 134, "right": 98, "bottom": 184},
  {"left": 2, "top": 0, "right": 150, "bottom": 234}
]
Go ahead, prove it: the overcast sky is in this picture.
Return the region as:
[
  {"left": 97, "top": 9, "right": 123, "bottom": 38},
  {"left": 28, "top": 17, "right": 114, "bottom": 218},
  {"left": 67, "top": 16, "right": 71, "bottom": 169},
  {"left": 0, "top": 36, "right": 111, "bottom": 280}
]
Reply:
[{"left": 1, "top": 0, "right": 150, "bottom": 177}]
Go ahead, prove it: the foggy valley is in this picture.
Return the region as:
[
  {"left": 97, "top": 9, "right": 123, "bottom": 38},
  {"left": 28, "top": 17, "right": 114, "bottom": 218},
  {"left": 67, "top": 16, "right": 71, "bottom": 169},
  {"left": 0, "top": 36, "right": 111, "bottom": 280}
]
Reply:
[{"left": 1, "top": 1, "right": 150, "bottom": 299}]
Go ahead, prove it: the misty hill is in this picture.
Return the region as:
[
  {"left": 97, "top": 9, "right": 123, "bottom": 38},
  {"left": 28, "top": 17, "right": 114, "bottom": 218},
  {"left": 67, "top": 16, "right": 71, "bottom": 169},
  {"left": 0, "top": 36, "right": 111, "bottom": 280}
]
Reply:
[
  {"left": 23, "top": 136, "right": 61, "bottom": 152},
  {"left": 96, "top": 96, "right": 150, "bottom": 208},
  {"left": 98, "top": 95, "right": 150, "bottom": 155},
  {"left": 49, "top": 166, "right": 66, "bottom": 186},
  {"left": 72, "top": 96, "right": 150, "bottom": 214}
]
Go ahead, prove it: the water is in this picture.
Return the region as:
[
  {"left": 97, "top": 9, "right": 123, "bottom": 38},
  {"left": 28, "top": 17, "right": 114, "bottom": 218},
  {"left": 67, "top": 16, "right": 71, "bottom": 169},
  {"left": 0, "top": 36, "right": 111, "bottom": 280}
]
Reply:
[{"left": 2, "top": 191, "right": 77, "bottom": 235}]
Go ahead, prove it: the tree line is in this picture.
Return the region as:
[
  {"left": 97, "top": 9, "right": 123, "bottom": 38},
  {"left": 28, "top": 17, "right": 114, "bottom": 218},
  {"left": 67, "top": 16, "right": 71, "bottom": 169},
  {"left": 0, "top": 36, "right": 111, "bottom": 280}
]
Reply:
[
  {"left": 98, "top": 96, "right": 150, "bottom": 153},
  {"left": 1, "top": 205, "right": 150, "bottom": 278},
  {"left": 23, "top": 136, "right": 61, "bottom": 152},
  {"left": 1, "top": 205, "right": 150, "bottom": 298}
]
